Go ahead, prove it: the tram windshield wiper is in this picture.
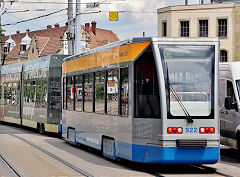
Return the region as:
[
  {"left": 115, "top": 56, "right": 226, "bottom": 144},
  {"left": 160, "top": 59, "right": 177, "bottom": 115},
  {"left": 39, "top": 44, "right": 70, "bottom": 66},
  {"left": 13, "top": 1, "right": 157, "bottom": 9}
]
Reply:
[{"left": 165, "top": 63, "right": 194, "bottom": 124}]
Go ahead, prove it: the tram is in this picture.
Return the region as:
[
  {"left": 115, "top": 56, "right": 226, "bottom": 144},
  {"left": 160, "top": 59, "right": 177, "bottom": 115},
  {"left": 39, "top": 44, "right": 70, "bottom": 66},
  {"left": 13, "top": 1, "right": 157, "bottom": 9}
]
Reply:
[
  {"left": 62, "top": 37, "right": 220, "bottom": 164},
  {"left": 0, "top": 55, "right": 66, "bottom": 133}
]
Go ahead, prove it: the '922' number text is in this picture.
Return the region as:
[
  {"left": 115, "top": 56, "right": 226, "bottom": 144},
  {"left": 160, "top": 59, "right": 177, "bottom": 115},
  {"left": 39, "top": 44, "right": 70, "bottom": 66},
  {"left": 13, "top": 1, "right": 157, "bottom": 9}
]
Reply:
[{"left": 185, "top": 128, "right": 197, "bottom": 133}]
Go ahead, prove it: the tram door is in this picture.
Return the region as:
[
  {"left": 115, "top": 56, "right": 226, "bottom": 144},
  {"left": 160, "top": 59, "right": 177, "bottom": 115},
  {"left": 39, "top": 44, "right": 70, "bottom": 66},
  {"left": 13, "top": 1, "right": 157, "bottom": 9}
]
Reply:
[{"left": 134, "top": 47, "right": 160, "bottom": 118}]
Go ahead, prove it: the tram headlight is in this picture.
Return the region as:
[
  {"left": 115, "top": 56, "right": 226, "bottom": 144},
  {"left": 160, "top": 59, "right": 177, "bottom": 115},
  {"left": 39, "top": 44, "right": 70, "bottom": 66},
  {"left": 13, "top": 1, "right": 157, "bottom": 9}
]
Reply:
[
  {"left": 167, "top": 127, "right": 183, "bottom": 134},
  {"left": 199, "top": 127, "right": 215, "bottom": 134}
]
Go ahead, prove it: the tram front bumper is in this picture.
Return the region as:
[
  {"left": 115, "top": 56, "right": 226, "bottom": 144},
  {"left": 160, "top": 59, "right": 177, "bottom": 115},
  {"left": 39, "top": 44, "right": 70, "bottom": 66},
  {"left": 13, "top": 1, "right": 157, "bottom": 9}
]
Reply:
[{"left": 132, "top": 144, "right": 219, "bottom": 164}]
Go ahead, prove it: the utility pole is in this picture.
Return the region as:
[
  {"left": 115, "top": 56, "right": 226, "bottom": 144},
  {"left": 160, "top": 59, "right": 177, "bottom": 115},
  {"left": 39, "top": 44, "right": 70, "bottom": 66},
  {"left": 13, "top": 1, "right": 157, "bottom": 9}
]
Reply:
[
  {"left": 0, "top": 0, "right": 3, "bottom": 65},
  {"left": 67, "top": 0, "right": 74, "bottom": 55},
  {"left": 75, "top": 0, "right": 82, "bottom": 54}
]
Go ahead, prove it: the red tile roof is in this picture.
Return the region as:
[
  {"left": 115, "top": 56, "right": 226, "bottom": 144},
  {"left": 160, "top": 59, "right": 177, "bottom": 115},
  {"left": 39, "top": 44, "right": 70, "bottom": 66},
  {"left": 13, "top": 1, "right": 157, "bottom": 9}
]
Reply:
[
  {"left": 2, "top": 24, "right": 119, "bottom": 60},
  {"left": 2, "top": 26, "right": 67, "bottom": 59},
  {"left": 88, "top": 28, "right": 119, "bottom": 49},
  {"left": 35, "top": 36, "right": 50, "bottom": 55}
]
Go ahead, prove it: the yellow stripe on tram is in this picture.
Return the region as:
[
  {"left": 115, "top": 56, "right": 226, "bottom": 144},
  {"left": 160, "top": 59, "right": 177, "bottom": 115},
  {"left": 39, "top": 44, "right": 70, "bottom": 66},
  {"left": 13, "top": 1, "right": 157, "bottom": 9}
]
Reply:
[{"left": 63, "top": 42, "right": 150, "bottom": 74}]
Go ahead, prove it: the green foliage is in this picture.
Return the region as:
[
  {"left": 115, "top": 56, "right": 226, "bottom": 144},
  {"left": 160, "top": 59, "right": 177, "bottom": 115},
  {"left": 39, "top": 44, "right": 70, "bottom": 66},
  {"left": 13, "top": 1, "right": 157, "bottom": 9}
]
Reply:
[{"left": 0, "top": 28, "right": 5, "bottom": 38}]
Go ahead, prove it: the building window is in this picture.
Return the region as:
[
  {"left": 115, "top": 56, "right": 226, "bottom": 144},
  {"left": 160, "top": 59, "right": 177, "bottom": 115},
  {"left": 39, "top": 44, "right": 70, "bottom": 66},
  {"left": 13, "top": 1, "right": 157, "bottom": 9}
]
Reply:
[
  {"left": 220, "top": 50, "right": 228, "bottom": 62},
  {"left": 199, "top": 20, "right": 208, "bottom": 37},
  {"left": 20, "top": 45, "right": 27, "bottom": 52},
  {"left": 180, "top": 21, "right": 189, "bottom": 37},
  {"left": 218, "top": 19, "right": 227, "bottom": 38},
  {"left": 162, "top": 21, "right": 167, "bottom": 37}
]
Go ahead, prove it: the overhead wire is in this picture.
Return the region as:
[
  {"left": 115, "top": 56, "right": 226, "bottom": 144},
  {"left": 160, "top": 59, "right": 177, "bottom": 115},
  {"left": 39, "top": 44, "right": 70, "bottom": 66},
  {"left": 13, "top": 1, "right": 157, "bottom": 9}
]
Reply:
[
  {"left": 2, "top": 8, "right": 67, "bottom": 26},
  {"left": 1, "top": 1, "right": 15, "bottom": 17},
  {"left": 1, "top": 1, "right": 113, "bottom": 5}
]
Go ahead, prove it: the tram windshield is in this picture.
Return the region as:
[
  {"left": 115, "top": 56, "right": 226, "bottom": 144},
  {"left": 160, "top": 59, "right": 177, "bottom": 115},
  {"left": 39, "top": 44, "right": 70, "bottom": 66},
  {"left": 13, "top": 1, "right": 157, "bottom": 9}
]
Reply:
[{"left": 160, "top": 45, "right": 215, "bottom": 119}]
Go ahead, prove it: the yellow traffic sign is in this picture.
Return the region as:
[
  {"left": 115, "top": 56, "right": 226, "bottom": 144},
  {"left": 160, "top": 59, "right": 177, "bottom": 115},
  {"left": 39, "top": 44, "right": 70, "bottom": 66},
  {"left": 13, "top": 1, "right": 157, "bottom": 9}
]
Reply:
[{"left": 109, "top": 12, "right": 118, "bottom": 21}]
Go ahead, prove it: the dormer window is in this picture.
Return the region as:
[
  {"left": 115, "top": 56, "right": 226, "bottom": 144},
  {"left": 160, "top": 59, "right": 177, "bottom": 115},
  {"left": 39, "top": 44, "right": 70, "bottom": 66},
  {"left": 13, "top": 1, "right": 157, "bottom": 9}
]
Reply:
[
  {"left": 20, "top": 30, "right": 31, "bottom": 54},
  {"left": 20, "top": 44, "right": 27, "bottom": 52},
  {"left": 4, "top": 35, "right": 16, "bottom": 54},
  {"left": 4, "top": 43, "right": 10, "bottom": 54}
]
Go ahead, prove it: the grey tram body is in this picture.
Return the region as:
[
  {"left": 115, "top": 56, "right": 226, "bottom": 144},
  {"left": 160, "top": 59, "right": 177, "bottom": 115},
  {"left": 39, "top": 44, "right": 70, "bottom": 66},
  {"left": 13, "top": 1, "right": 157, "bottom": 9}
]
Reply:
[
  {"left": 62, "top": 37, "right": 220, "bottom": 164},
  {"left": 0, "top": 55, "right": 66, "bottom": 133}
]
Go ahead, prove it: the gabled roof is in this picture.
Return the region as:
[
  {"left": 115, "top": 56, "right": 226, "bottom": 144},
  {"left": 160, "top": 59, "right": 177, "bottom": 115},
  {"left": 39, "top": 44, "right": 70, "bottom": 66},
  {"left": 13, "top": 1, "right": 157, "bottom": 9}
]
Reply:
[
  {"left": 88, "top": 28, "right": 119, "bottom": 49},
  {"left": 2, "top": 24, "right": 119, "bottom": 61},
  {"left": 35, "top": 36, "right": 50, "bottom": 55},
  {"left": 2, "top": 26, "right": 67, "bottom": 59}
]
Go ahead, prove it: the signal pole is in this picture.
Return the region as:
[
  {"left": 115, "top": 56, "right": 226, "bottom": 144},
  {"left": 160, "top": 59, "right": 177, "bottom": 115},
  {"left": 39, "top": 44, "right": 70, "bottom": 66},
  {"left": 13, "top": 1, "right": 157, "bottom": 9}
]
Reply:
[
  {"left": 67, "top": 0, "right": 74, "bottom": 55},
  {"left": 75, "top": 0, "right": 82, "bottom": 54}
]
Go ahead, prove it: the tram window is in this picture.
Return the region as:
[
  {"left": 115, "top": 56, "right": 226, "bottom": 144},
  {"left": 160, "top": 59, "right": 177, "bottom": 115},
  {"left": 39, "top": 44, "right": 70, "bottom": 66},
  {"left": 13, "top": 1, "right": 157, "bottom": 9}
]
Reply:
[
  {"left": 95, "top": 71, "right": 105, "bottom": 114},
  {"left": 34, "top": 80, "right": 48, "bottom": 108},
  {"left": 35, "top": 81, "right": 42, "bottom": 108},
  {"left": 4, "top": 83, "right": 12, "bottom": 105},
  {"left": 23, "top": 81, "right": 30, "bottom": 104},
  {"left": 30, "top": 81, "right": 36, "bottom": 105},
  {"left": 107, "top": 69, "right": 119, "bottom": 116},
  {"left": 75, "top": 75, "right": 83, "bottom": 112},
  {"left": 63, "top": 77, "right": 66, "bottom": 109},
  {"left": 67, "top": 76, "right": 74, "bottom": 110},
  {"left": 11, "top": 82, "right": 20, "bottom": 106},
  {"left": 135, "top": 47, "right": 160, "bottom": 118},
  {"left": 84, "top": 73, "right": 93, "bottom": 112},
  {"left": 121, "top": 68, "right": 129, "bottom": 116},
  {"left": 49, "top": 78, "right": 61, "bottom": 111}
]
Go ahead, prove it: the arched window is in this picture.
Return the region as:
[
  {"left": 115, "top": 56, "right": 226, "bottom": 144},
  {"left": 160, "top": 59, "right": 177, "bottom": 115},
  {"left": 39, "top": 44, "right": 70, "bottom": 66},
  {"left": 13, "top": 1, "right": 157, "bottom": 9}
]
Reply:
[{"left": 220, "top": 50, "right": 228, "bottom": 62}]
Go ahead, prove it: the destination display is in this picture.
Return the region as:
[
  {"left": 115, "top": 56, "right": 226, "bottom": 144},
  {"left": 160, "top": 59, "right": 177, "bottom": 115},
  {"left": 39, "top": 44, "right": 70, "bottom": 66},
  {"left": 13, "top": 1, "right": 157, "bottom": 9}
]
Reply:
[{"left": 159, "top": 45, "right": 214, "bottom": 60}]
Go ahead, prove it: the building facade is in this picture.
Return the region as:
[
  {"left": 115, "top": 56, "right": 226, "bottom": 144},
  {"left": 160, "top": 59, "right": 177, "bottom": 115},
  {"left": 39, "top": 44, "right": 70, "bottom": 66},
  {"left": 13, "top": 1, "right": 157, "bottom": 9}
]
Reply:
[
  {"left": 157, "top": 3, "right": 240, "bottom": 62},
  {"left": 2, "top": 21, "right": 119, "bottom": 65}
]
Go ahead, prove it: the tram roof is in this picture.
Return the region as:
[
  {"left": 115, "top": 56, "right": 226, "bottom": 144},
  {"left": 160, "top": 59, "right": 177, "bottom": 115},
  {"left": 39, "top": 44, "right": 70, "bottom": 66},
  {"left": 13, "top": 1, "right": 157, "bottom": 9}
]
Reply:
[
  {"left": 63, "top": 37, "right": 219, "bottom": 63},
  {"left": 0, "top": 62, "right": 23, "bottom": 74},
  {"left": 63, "top": 37, "right": 153, "bottom": 63},
  {"left": 23, "top": 55, "right": 68, "bottom": 72}
]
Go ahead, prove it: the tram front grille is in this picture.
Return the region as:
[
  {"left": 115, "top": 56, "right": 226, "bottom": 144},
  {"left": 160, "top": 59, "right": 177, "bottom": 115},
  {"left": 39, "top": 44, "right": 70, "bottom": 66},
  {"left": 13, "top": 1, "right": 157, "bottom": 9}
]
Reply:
[{"left": 176, "top": 139, "right": 207, "bottom": 148}]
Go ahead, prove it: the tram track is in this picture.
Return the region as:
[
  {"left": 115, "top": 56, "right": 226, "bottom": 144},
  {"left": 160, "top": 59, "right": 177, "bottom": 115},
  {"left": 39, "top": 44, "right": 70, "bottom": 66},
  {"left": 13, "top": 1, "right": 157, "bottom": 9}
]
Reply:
[
  {"left": 0, "top": 153, "right": 23, "bottom": 177},
  {"left": 189, "top": 164, "right": 233, "bottom": 177},
  {"left": 10, "top": 134, "right": 94, "bottom": 177}
]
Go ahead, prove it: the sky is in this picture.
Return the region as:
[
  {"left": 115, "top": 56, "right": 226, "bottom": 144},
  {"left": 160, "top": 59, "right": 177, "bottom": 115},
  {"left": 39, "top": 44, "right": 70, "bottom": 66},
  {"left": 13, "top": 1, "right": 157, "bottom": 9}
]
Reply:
[{"left": 1, "top": 0, "right": 211, "bottom": 40}]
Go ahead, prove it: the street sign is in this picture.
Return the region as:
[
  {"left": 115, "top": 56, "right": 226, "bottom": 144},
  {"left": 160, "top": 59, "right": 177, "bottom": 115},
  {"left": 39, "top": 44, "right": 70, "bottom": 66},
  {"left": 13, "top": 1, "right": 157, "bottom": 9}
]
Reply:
[
  {"left": 86, "top": 2, "right": 100, "bottom": 8},
  {"left": 109, "top": 12, "right": 118, "bottom": 21}
]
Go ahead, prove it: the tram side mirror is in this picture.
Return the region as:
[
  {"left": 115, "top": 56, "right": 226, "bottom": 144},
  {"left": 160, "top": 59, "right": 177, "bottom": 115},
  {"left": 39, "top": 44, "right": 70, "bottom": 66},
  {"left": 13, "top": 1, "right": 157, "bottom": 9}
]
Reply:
[{"left": 224, "top": 96, "right": 232, "bottom": 110}]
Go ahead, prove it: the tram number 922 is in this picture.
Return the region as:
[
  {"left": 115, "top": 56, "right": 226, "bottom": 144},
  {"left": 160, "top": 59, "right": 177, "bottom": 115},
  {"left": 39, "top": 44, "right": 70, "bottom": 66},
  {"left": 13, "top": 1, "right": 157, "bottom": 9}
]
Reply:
[{"left": 185, "top": 128, "right": 198, "bottom": 133}]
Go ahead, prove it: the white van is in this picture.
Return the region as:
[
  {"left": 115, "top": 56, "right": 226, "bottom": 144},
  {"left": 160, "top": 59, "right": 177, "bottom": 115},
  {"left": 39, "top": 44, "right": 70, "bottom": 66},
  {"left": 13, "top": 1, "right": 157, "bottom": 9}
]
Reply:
[{"left": 219, "top": 62, "right": 240, "bottom": 151}]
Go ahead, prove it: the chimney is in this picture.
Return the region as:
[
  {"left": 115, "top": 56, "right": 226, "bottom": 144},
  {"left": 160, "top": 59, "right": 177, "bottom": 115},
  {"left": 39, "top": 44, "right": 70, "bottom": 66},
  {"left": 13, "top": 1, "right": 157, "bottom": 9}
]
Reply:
[
  {"left": 54, "top": 23, "right": 60, "bottom": 28},
  {"left": 16, "top": 30, "right": 20, "bottom": 34},
  {"left": 85, "top": 23, "right": 90, "bottom": 33},
  {"left": 47, "top": 25, "right": 52, "bottom": 29},
  {"left": 91, "top": 21, "right": 96, "bottom": 36},
  {"left": 26, "top": 28, "right": 30, "bottom": 32}
]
